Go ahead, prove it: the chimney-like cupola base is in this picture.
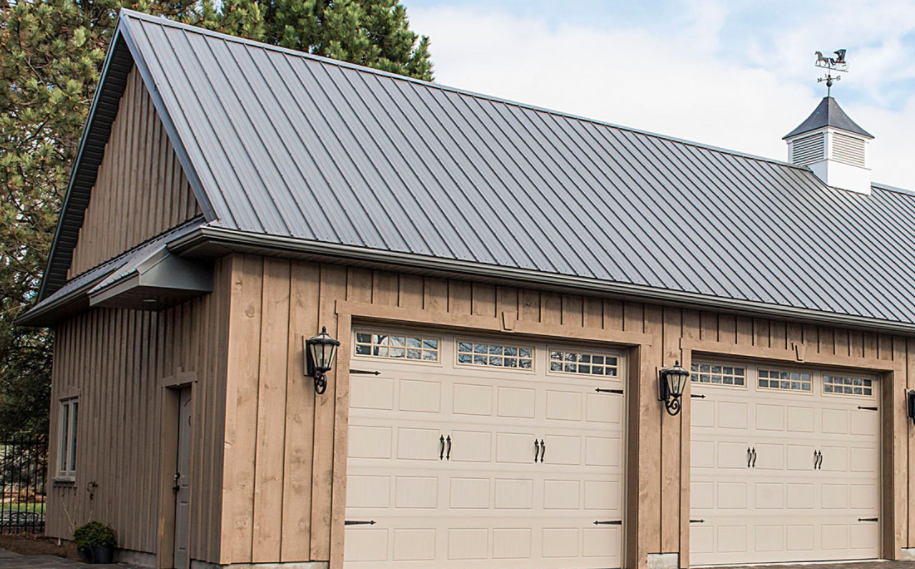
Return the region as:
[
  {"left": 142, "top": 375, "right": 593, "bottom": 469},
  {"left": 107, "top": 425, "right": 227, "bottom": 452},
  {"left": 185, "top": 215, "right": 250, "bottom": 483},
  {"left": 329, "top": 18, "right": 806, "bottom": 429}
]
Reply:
[{"left": 785, "top": 97, "right": 873, "bottom": 195}]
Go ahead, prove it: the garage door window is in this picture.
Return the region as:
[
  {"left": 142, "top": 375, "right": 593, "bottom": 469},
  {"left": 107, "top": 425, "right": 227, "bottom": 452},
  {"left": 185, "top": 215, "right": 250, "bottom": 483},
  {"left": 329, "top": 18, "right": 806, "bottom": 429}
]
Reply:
[
  {"left": 549, "top": 349, "right": 619, "bottom": 376},
  {"left": 824, "top": 374, "right": 873, "bottom": 396},
  {"left": 457, "top": 341, "right": 533, "bottom": 369},
  {"left": 690, "top": 363, "right": 745, "bottom": 386},
  {"left": 354, "top": 332, "right": 439, "bottom": 362},
  {"left": 758, "top": 368, "right": 811, "bottom": 392}
]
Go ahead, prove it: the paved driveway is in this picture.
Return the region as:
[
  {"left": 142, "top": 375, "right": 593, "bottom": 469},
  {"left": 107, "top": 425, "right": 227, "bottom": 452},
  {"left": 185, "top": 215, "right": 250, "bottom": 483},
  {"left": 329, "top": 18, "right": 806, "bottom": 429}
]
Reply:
[{"left": 0, "top": 547, "right": 143, "bottom": 568}]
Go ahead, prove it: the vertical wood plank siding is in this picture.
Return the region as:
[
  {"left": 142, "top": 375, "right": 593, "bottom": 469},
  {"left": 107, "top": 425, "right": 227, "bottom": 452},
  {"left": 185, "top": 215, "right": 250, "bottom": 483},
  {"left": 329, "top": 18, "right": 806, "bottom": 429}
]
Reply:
[
  {"left": 216, "top": 254, "right": 913, "bottom": 565},
  {"left": 67, "top": 66, "right": 201, "bottom": 279},
  {"left": 46, "top": 259, "right": 231, "bottom": 563}
]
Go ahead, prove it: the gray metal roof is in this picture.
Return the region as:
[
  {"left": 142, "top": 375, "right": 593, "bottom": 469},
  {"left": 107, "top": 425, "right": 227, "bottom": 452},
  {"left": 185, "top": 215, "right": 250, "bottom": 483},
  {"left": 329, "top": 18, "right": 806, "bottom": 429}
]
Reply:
[
  {"left": 784, "top": 97, "right": 874, "bottom": 139},
  {"left": 34, "top": 9, "right": 915, "bottom": 330}
]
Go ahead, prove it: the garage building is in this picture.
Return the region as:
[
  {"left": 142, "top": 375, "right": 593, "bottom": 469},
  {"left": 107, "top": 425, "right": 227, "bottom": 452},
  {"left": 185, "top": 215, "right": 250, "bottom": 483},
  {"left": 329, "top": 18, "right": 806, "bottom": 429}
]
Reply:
[{"left": 18, "top": 9, "right": 915, "bottom": 569}]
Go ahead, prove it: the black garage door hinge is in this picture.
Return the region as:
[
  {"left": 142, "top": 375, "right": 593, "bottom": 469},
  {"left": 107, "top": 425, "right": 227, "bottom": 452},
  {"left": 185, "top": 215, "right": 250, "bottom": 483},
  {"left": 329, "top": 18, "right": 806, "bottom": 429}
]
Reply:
[
  {"left": 858, "top": 517, "right": 879, "bottom": 522},
  {"left": 350, "top": 369, "right": 381, "bottom": 375},
  {"left": 690, "top": 394, "right": 706, "bottom": 399},
  {"left": 857, "top": 406, "right": 878, "bottom": 411},
  {"left": 690, "top": 519, "right": 705, "bottom": 524},
  {"left": 345, "top": 520, "right": 377, "bottom": 526},
  {"left": 595, "top": 388, "right": 624, "bottom": 395},
  {"left": 593, "top": 520, "right": 622, "bottom": 525}
]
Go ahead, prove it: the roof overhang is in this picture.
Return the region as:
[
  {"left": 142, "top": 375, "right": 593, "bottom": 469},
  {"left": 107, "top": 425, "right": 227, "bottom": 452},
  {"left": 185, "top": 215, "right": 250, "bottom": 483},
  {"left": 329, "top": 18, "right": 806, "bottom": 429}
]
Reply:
[{"left": 168, "top": 225, "right": 915, "bottom": 336}]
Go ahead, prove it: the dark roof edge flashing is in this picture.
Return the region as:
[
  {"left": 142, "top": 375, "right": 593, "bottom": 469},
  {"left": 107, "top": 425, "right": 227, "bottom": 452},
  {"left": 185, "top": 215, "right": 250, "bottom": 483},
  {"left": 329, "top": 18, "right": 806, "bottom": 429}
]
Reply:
[{"left": 169, "top": 226, "right": 915, "bottom": 336}]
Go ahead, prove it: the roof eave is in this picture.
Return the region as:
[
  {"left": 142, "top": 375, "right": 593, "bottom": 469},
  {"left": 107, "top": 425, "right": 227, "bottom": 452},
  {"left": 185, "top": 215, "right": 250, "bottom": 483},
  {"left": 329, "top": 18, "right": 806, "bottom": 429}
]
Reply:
[{"left": 168, "top": 226, "right": 915, "bottom": 336}]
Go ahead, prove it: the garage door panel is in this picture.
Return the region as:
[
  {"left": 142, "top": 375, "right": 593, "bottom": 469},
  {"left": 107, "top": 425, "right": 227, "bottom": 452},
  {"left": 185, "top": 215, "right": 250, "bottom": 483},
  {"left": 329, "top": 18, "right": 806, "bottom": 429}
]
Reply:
[
  {"left": 450, "top": 430, "right": 492, "bottom": 462},
  {"left": 851, "top": 410, "right": 879, "bottom": 436},
  {"left": 691, "top": 362, "right": 879, "bottom": 566},
  {"left": 395, "top": 476, "right": 439, "bottom": 509},
  {"left": 819, "top": 445, "right": 848, "bottom": 472},
  {"left": 397, "top": 427, "right": 441, "bottom": 460},
  {"left": 717, "top": 441, "right": 751, "bottom": 469},
  {"left": 348, "top": 475, "right": 392, "bottom": 508},
  {"left": 755, "top": 483, "right": 784, "bottom": 509},
  {"left": 347, "top": 331, "right": 625, "bottom": 569},
  {"left": 498, "top": 386, "right": 536, "bottom": 418},
  {"left": 546, "top": 390, "right": 583, "bottom": 421},
  {"left": 350, "top": 376, "right": 395, "bottom": 410},
  {"left": 786, "top": 483, "right": 815, "bottom": 509},
  {"left": 448, "top": 528, "right": 489, "bottom": 560},
  {"left": 349, "top": 425, "right": 393, "bottom": 459},
  {"left": 585, "top": 393, "right": 622, "bottom": 424},
  {"left": 393, "top": 528, "right": 437, "bottom": 561},
  {"left": 453, "top": 383, "right": 494, "bottom": 416},
  {"left": 756, "top": 404, "right": 785, "bottom": 431},
  {"left": 787, "top": 406, "right": 815, "bottom": 432},
  {"left": 753, "top": 443, "right": 784, "bottom": 470},
  {"left": 786, "top": 444, "right": 816, "bottom": 470},
  {"left": 399, "top": 379, "right": 442, "bottom": 413},
  {"left": 493, "top": 528, "right": 532, "bottom": 559},
  {"left": 541, "top": 528, "right": 579, "bottom": 558},
  {"left": 494, "top": 478, "right": 534, "bottom": 509},
  {"left": 786, "top": 524, "right": 815, "bottom": 551},
  {"left": 718, "top": 401, "right": 749, "bottom": 429},
  {"left": 450, "top": 478, "right": 491, "bottom": 509},
  {"left": 755, "top": 525, "right": 784, "bottom": 551}
]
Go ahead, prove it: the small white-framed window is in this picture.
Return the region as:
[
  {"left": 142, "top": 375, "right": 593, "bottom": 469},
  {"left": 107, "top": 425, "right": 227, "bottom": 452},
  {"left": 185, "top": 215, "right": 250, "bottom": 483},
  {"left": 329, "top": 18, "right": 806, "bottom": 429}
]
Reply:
[
  {"left": 758, "top": 368, "right": 811, "bottom": 393},
  {"left": 549, "top": 349, "right": 619, "bottom": 377},
  {"left": 456, "top": 340, "right": 533, "bottom": 370},
  {"left": 691, "top": 362, "right": 746, "bottom": 387},
  {"left": 354, "top": 331, "right": 440, "bottom": 362},
  {"left": 58, "top": 398, "right": 78, "bottom": 478},
  {"left": 824, "top": 374, "right": 874, "bottom": 397}
]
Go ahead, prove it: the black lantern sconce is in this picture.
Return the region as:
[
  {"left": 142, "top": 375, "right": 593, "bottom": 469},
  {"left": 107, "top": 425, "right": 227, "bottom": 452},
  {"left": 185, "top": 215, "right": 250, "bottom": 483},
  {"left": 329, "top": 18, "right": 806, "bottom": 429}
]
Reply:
[
  {"left": 305, "top": 326, "right": 340, "bottom": 394},
  {"left": 907, "top": 390, "right": 915, "bottom": 426},
  {"left": 658, "top": 360, "right": 690, "bottom": 416}
]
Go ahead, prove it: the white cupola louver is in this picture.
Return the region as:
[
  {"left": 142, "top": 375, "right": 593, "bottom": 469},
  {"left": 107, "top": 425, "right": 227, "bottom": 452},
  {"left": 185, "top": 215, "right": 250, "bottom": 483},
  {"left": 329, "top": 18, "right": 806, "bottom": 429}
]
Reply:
[{"left": 785, "top": 97, "right": 873, "bottom": 194}]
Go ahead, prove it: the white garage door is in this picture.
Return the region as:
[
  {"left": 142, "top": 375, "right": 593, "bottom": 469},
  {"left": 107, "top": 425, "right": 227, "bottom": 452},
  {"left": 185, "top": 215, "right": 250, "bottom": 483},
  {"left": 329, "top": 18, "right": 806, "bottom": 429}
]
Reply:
[
  {"left": 344, "top": 329, "right": 627, "bottom": 569},
  {"left": 690, "top": 361, "right": 880, "bottom": 566}
]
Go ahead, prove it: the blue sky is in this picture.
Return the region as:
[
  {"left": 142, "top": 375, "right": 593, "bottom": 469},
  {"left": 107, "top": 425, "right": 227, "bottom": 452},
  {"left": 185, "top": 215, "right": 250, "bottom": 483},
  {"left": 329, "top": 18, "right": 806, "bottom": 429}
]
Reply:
[{"left": 404, "top": 0, "right": 915, "bottom": 187}]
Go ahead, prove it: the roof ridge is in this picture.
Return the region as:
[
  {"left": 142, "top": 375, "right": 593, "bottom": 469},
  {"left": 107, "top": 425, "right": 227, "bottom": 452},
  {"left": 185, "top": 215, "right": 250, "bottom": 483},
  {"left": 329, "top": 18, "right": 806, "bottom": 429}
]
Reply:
[{"left": 118, "top": 8, "right": 810, "bottom": 172}]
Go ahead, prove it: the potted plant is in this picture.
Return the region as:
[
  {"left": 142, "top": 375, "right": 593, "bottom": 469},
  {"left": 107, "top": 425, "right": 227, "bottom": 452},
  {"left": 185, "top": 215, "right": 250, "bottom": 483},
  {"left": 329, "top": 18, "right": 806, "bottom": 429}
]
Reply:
[{"left": 73, "top": 521, "right": 117, "bottom": 564}]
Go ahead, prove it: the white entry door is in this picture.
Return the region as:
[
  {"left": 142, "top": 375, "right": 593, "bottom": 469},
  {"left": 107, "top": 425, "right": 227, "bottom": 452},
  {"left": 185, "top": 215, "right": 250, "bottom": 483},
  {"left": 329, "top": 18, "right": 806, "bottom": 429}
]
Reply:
[
  {"left": 344, "top": 329, "right": 627, "bottom": 569},
  {"left": 690, "top": 362, "right": 880, "bottom": 565}
]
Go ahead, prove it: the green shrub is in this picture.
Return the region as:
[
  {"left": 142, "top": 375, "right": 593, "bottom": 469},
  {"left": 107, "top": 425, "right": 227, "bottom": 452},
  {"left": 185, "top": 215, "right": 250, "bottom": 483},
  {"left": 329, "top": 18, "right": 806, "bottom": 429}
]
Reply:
[{"left": 73, "top": 521, "right": 117, "bottom": 551}]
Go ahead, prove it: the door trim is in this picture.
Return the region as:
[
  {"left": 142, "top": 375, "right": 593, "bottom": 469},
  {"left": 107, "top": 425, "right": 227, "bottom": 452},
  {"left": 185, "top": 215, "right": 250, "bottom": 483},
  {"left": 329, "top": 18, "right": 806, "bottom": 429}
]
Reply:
[{"left": 157, "top": 375, "right": 197, "bottom": 569}]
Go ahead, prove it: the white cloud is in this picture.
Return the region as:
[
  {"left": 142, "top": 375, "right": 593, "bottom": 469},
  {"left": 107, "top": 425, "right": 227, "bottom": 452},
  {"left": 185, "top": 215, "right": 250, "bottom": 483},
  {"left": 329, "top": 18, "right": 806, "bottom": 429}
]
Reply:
[{"left": 410, "top": 4, "right": 915, "bottom": 188}]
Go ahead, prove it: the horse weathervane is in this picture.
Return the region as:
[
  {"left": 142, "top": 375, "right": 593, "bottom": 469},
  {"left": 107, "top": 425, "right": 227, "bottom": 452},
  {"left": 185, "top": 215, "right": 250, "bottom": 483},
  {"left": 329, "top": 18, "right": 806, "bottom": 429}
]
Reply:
[{"left": 815, "top": 49, "right": 849, "bottom": 96}]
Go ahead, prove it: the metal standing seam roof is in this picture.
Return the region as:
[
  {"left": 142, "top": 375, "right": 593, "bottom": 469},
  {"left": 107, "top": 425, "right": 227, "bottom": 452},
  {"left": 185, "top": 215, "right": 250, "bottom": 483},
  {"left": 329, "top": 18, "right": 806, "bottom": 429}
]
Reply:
[{"left": 34, "top": 9, "right": 915, "bottom": 329}]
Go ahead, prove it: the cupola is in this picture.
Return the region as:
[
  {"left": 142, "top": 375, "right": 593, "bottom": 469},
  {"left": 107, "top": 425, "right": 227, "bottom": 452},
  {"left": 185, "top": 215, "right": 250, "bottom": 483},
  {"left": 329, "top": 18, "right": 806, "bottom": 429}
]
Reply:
[{"left": 784, "top": 97, "right": 873, "bottom": 194}]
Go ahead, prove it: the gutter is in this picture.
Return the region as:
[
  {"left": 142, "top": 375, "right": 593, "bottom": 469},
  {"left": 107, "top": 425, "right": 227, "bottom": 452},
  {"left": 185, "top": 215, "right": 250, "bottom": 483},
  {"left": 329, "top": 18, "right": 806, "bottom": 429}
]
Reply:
[{"left": 169, "top": 226, "right": 915, "bottom": 336}]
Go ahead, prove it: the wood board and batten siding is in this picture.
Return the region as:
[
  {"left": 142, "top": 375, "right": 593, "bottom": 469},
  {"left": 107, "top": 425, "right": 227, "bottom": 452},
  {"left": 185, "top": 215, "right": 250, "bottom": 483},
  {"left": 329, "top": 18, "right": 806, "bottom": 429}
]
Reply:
[
  {"left": 47, "top": 258, "right": 232, "bottom": 566},
  {"left": 217, "top": 254, "right": 910, "bottom": 569},
  {"left": 67, "top": 66, "right": 201, "bottom": 279}
]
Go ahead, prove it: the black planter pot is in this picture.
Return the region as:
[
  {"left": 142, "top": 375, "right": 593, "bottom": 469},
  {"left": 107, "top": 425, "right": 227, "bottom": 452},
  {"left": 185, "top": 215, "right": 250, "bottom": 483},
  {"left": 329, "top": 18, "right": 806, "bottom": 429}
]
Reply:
[
  {"left": 90, "top": 545, "right": 114, "bottom": 564},
  {"left": 77, "top": 548, "right": 92, "bottom": 563}
]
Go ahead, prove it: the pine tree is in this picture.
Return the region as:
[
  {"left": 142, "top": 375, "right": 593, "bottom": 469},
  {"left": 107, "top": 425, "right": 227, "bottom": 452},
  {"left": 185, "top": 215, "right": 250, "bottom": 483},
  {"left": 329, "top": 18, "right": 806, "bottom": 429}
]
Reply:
[{"left": 0, "top": 0, "right": 432, "bottom": 437}]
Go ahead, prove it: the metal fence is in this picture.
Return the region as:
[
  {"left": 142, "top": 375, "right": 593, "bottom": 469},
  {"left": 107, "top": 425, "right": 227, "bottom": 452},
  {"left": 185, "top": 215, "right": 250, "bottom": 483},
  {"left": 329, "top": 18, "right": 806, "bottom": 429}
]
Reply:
[{"left": 0, "top": 438, "right": 47, "bottom": 534}]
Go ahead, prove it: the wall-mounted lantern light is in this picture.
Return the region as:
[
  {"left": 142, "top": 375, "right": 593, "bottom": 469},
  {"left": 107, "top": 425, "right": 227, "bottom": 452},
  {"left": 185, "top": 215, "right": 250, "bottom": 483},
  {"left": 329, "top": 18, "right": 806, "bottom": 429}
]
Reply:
[
  {"left": 907, "top": 390, "right": 915, "bottom": 426},
  {"left": 658, "top": 360, "right": 690, "bottom": 416},
  {"left": 305, "top": 327, "right": 340, "bottom": 395}
]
